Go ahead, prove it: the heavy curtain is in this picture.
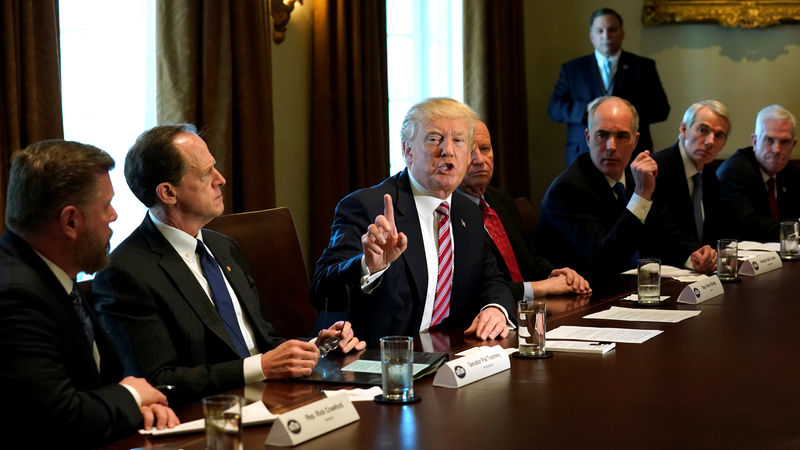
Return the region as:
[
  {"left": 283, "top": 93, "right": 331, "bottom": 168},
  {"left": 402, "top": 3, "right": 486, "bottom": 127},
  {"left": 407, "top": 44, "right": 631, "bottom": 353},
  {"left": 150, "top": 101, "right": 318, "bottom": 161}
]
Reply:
[
  {"left": 464, "top": 0, "right": 530, "bottom": 198},
  {"left": 157, "top": 0, "right": 275, "bottom": 213},
  {"left": 0, "top": 0, "right": 64, "bottom": 229},
  {"left": 310, "top": 0, "right": 390, "bottom": 262}
]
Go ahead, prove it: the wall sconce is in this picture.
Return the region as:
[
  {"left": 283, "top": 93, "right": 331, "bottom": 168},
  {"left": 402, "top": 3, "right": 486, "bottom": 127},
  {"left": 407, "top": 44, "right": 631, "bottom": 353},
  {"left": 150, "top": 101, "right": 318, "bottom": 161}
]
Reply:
[{"left": 271, "top": 0, "right": 303, "bottom": 44}]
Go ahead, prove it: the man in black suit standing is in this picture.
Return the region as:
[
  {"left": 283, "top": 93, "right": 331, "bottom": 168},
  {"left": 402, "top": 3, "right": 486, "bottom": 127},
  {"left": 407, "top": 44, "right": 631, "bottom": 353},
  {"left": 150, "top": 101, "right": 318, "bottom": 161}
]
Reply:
[
  {"left": 548, "top": 7, "right": 669, "bottom": 166},
  {"left": 538, "top": 96, "right": 659, "bottom": 281},
  {"left": 458, "top": 120, "right": 591, "bottom": 300},
  {"left": 0, "top": 140, "right": 178, "bottom": 448},
  {"left": 93, "top": 124, "right": 364, "bottom": 404},
  {"left": 311, "top": 98, "right": 515, "bottom": 346},
  {"left": 644, "top": 100, "right": 730, "bottom": 271},
  {"left": 717, "top": 105, "right": 800, "bottom": 242}
]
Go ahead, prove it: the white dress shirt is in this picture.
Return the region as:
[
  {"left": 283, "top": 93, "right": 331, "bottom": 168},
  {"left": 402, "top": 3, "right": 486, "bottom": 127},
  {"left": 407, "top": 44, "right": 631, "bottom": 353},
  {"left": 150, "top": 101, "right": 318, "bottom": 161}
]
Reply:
[{"left": 605, "top": 172, "right": 652, "bottom": 223}]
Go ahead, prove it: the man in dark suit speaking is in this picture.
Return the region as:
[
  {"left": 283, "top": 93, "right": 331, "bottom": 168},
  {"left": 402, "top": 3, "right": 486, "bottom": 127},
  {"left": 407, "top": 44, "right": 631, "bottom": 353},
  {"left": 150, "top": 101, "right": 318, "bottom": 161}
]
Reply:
[
  {"left": 0, "top": 140, "right": 178, "bottom": 448},
  {"left": 458, "top": 119, "right": 591, "bottom": 299},
  {"left": 311, "top": 98, "right": 515, "bottom": 346},
  {"left": 548, "top": 7, "right": 669, "bottom": 166},
  {"left": 93, "top": 124, "right": 364, "bottom": 404}
]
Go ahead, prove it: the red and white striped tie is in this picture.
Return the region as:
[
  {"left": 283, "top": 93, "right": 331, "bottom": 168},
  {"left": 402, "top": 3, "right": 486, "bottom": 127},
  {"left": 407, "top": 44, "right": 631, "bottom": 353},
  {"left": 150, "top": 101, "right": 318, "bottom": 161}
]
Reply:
[{"left": 432, "top": 201, "right": 452, "bottom": 326}]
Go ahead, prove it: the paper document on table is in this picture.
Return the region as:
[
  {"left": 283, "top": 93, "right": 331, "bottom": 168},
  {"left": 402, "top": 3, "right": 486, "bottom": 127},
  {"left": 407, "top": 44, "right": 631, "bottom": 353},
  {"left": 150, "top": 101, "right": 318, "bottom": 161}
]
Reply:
[
  {"left": 341, "top": 359, "right": 429, "bottom": 376},
  {"left": 323, "top": 386, "right": 383, "bottom": 401},
  {"left": 546, "top": 326, "right": 662, "bottom": 343},
  {"left": 621, "top": 265, "right": 703, "bottom": 280},
  {"left": 738, "top": 241, "right": 780, "bottom": 252},
  {"left": 584, "top": 306, "right": 701, "bottom": 323},
  {"left": 139, "top": 401, "right": 276, "bottom": 436},
  {"left": 545, "top": 340, "right": 615, "bottom": 354}
]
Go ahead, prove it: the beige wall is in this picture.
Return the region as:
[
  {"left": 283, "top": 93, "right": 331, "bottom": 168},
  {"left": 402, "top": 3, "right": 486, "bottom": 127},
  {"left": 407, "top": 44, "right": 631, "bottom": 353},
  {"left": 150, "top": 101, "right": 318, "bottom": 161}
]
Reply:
[
  {"left": 271, "top": 0, "right": 314, "bottom": 266},
  {"left": 525, "top": 0, "right": 800, "bottom": 213}
]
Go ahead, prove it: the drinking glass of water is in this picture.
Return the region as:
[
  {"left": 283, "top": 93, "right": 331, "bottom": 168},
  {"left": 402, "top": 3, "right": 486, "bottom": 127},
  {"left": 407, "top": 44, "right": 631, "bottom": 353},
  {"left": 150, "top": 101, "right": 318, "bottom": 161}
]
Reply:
[{"left": 637, "top": 258, "right": 661, "bottom": 304}]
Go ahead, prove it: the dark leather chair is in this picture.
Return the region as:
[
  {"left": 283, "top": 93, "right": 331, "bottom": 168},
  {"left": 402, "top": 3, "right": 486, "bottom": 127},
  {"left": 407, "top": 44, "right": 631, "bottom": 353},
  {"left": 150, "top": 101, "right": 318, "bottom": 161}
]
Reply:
[
  {"left": 514, "top": 197, "right": 538, "bottom": 241},
  {"left": 206, "top": 207, "right": 317, "bottom": 339}
]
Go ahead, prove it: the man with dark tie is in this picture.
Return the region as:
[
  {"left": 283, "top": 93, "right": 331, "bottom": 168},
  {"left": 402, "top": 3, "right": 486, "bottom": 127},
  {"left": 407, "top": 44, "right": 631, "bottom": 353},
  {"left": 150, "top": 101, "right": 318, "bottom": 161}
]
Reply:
[
  {"left": 643, "top": 100, "right": 731, "bottom": 272},
  {"left": 548, "top": 7, "right": 669, "bottom": 166},
  {"left": 458, "top": 119, "right": 591, "bottom": 300},
  {"left": 0, "top": 140, "right": 178, "bottom": 448},
  {"left": 93, "top": 124, "right": 364, "bottom": 404},
  {"left": 311, "top": 98, "right": 515, "bottom": 346},
  {"left": 717, "top": 105, "right": 800, "bottom": 242},
  {"left": 538, "top": 96, "right": 658, "bottom": 281}
]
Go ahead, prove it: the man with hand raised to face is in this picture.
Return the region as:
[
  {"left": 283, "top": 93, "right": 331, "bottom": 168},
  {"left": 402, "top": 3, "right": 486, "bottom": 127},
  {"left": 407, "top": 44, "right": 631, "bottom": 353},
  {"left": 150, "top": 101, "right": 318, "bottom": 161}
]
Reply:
[{"left": 311, "top": 98, "right": 515, "bottom": 347}]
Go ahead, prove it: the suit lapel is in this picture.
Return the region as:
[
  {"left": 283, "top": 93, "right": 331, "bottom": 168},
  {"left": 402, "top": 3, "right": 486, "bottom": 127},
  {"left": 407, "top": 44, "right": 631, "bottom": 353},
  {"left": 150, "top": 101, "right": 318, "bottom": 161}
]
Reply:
[
  {"left": 611, "top": 51, "right": 632, "bottom": 95},
  {"left": 394, "top": 172, "right": 428, "bottom": 310},
  {"left": 583, "top": 55, "right": 605, "bottom": 97},
  {"left": 140, "top": 217, "right": 241, "bottom": 355}
]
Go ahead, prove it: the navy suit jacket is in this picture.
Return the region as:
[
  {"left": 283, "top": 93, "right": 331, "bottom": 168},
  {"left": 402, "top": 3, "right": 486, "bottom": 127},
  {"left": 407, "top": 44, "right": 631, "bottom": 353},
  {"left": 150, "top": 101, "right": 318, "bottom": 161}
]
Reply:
[
  {"left": 310, "top": 170, "right": 515, "bottom": 346},
  {"left": 537, "top": 153, "right": 648, "bottom": 281},
  {"left": 93, "top": 215, "right": 285, "bottom": 404},
  {"left": 642, "top": 142, "right": 720, "bottom": 265},
  {"left": 482, "top": 186, "right": 554, "bottom": 299},
  {"left": 0, "top": 230, "right": 141, "bottom": 448},
  {"left": 548, "top": 51, "right": 670, "bottom": 165},
  {"left": 716, "top": 146, "right": 800, "bottom": 242}
]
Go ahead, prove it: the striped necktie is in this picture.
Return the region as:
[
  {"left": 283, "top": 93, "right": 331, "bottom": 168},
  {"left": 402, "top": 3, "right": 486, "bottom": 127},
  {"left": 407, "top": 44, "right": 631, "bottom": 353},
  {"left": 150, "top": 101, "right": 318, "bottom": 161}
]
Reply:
[{"left": 431, "top": 202, "right": 452, "bottom": 326}]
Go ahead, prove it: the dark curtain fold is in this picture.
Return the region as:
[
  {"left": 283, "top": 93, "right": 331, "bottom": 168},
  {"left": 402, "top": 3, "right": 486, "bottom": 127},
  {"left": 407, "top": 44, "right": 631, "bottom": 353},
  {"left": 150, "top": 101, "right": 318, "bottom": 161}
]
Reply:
[
  {"left": 0, "top": 0, "right": 64, "bottom": 230},
  {"left": 310, "top": 0, "right": 390, "bottom": 262},
  {"left": 464, "top": 0, "right": 530, "bottom": 198},
  {"left": 157, "top": 0, "right": 275, "bottom": 213}
]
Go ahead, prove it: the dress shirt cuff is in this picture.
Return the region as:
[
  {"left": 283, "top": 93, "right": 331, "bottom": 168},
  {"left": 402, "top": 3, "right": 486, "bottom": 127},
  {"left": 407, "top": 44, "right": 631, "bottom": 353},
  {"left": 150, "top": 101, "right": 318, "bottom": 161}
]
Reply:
[
  {"left": 523, "top": 282, "right": 534, "bottom": 301},
  {"left": 360, "top": 255, "right": 388, "bottom": 293},
  {"left": 626, "top": 193, "right": 653, "bottom": 224},
  {"left": 481, "top": 303, "right": 516, "bottom": 330},
  {"left": 120, "top": 383, "right": 142, "bottom": 408},
  {"left": 245, "top": 354, "right": 267, "bottom": 383},
  {"left": 683, "top": 256, "right": 695, "bottom": 270}
]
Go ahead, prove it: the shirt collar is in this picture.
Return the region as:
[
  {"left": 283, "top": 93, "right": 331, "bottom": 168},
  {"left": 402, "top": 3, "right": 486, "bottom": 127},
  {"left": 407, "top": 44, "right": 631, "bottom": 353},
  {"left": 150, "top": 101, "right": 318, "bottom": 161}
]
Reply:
[
  {"left": 604, "top": 172, "right": 627, "bottom": 189},
  {"left": 595, "top": 49, "right": 621, "bottom": 67},
  {"left": 677, "top": 140, "right": 701, "bottom": 178},
  {"left": 149, "top": 210, "right": 204, "bottom": 256},
  {"left": 760, "top": 167, "right": 773, "bottom": 183},
  {"left": 407, "top": 170, "right": 453, "bottom": 213},
  {"left": 459, "top": 189, "right": 482, "bottom": 206},
  {"left": 34, "top": 250, "right": 73, "bottom": 295}
]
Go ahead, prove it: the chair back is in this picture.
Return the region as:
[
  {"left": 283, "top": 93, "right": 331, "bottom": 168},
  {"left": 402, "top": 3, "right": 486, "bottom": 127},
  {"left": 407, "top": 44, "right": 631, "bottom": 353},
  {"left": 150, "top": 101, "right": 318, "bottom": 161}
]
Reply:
[{"left": 206, "top": 207, "right": 316, "bottom": 338}]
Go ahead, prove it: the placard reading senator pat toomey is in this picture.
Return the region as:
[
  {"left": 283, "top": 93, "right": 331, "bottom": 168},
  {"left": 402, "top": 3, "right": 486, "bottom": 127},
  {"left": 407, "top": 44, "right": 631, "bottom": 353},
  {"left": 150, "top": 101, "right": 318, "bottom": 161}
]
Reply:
[{"left": 432, "top": 345, "right": 509, "bottom": 388}]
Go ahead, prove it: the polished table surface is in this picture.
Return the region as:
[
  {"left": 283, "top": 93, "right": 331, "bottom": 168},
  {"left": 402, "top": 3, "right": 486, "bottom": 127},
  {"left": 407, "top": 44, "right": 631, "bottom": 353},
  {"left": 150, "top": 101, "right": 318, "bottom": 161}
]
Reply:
[{"left": 103, "top": 263, "right": 800, "bottom": 449}]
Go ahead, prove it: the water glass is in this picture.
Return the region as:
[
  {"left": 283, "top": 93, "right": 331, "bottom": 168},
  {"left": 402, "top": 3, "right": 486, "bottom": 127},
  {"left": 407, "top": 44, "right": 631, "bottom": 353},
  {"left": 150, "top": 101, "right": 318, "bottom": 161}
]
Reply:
[
  {"left": 780, "top": 221, "right": 799, "bottom": 259},
  {"left": 717, "top": 239, "right": 739, "bottom": 281},
  {"left": 203, "top": 394, "right": 242, "bottom": 450},
  {"left": 637, "top": 258, "right": 661, "bottom": 304},
  {"left": 380, "top": 336, "right": 414, "bottom": 401},
  {"left": 517, "top": 299, "right": 546, "bottom": 356}
]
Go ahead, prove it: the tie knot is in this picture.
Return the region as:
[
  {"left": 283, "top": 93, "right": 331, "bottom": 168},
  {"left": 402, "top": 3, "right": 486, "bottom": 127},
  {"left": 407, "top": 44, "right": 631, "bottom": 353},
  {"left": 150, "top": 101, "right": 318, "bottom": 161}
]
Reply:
[
  {"left": 196, "top": 239, "right": 207, "bottom": 255},
  {"left": 436, "top": 201, "right": 450, "bottom": 217},
  {"left": 767, "top": 177, "right": 776, "bottom": 190}
]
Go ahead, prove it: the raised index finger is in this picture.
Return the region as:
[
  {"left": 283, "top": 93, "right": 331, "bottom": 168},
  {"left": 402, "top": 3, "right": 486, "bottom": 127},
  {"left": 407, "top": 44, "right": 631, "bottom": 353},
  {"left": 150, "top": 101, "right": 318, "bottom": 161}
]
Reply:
[{"left": 383, "top": 194, "right": 397, "bottom": 235}]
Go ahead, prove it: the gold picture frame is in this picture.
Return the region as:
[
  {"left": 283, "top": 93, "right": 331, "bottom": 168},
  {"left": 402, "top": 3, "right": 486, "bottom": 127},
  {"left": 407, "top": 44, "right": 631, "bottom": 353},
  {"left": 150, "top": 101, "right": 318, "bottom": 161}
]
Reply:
[{"left": 643, "top": 0, "right": 800, "bottom": 28}]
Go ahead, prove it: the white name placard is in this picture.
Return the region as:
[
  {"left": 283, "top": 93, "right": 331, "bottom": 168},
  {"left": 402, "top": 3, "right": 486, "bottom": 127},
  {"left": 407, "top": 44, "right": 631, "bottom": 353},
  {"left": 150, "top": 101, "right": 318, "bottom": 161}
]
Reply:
[
  {"left": 265, "top": 394, "right": 359, "bottom": 447},
  {"left": 677, "top": 275, "right": 724, "bottom": 304},
  {"left": 432, "top": 345, "right": 510, "bottom": 388},
  {"left": 739, "top": 251, "right": 782, "bottom": 276}
]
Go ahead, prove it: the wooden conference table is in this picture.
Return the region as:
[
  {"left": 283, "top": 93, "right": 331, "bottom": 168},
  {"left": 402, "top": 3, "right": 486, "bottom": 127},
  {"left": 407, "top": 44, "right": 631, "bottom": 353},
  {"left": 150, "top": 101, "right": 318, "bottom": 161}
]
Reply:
[{"left": 103, "top": 263, "right": 800, "bottom": 449}]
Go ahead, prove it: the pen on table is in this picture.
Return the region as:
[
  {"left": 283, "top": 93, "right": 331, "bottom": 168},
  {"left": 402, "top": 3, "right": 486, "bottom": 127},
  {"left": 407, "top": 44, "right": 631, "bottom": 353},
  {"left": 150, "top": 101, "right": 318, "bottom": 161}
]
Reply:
[{"left": 589, "top": 342, "right": 613, "bottom": 346}]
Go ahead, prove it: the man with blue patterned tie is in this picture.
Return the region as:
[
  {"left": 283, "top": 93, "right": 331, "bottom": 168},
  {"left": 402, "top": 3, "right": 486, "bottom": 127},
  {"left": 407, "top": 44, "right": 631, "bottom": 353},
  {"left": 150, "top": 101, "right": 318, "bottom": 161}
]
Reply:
[
  {"left": 93, "top": 124, "right": 365, "bottom": 404},
  {"left": 0, "top": 140, "right": 179, "bottom": 447},
  {"left": 311, "top": 98, "right": 515, "bottom": 347},
  {"left": 643, "top": 101, "right": 731, "bottom": 272},
  {"left": 539, "top": 96, "right": 658, "bottom": 281}
]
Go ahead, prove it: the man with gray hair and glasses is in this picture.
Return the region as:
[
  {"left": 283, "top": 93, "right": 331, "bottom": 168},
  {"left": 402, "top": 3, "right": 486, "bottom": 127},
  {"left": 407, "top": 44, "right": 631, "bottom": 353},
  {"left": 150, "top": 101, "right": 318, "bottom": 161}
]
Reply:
[
  {"left": 643, "top": 100, "right": 731, "bottom": 272},
  {"left": 717, "top": 105, "right": 800, "bottom": 242}
]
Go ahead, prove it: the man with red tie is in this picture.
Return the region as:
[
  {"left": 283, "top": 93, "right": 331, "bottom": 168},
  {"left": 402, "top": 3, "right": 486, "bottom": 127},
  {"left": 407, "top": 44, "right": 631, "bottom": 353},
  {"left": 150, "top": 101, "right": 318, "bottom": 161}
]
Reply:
[
  {"left": 717, "top": 105, "right": 800, "bottom": 242},
  {"left": 311, "top": 98, "right": 515, "bottom": 346},
  {"left": 459, "top": 120, "right": 591, "bottom": 300}
]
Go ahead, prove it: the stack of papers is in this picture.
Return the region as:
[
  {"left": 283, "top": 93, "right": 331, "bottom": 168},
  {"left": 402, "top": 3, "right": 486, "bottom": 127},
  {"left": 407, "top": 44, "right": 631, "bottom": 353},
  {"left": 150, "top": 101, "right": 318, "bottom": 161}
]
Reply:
[
  {"left": 584, "top": 306, "right": 701, "bottom": 323},
  {"left": 546, "top": 326, "right": 662, "bottom": 343},
  {"left": 139, "top": 401, "right": 276, "bottom": 437},
  {"left": 545, "top": 340, "right": 615, "bottom": 354}
]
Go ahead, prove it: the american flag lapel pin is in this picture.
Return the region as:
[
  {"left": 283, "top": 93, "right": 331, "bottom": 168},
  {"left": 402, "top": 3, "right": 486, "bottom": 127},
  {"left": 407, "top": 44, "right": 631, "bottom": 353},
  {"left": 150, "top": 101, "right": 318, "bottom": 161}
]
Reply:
[{"left": 461, "top": 218, "right": 466, "bottom": 228}]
